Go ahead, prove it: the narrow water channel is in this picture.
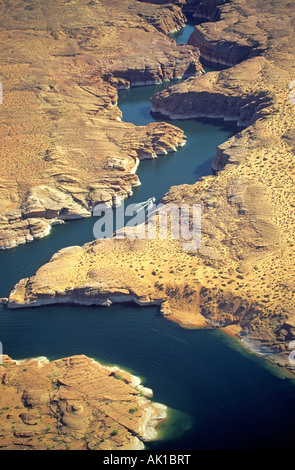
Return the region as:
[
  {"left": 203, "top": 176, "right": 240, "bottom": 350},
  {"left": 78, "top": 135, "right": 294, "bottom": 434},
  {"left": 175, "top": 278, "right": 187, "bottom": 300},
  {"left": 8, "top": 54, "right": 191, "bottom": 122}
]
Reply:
[{"left": 1, "top": 24, "right": 295, "bottom": 450}]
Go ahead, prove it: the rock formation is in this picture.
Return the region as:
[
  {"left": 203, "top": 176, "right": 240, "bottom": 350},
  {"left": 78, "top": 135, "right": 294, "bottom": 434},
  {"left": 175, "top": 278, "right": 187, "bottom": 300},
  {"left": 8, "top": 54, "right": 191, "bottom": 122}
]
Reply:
[
  {"left": 186, "top": 0, "right": 270, "bottom": 66},
  {"left": 148, "top": 0, "right": 295, "bottom": 371},
  {"left": 0, "top": 354, "right": 166, "bottom": 450},
  {"left": 6, "top": 0, "right": 295, "bottom": 373},
  {"left": 151, "top": 57, "right": 273, "bottom": 125},
  {"left": 0, "top": 0, "right": 203, "bottom": 250}
]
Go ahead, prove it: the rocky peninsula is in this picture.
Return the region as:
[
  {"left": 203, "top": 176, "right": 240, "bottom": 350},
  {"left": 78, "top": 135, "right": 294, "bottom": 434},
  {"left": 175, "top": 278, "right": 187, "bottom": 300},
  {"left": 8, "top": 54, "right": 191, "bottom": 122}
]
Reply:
[
  {"left": 0, "top": 0, "right": 202, "bottom": 250},
  {"left": 5, "top": 0, "right": 295, "bottom": 374},
  {"left": 2, "top": 0, "right": 295, "bottom": 451},
  {"left": 0, "top": 1, "right": 199, "bottom": 449},
  {"left": 0, "top": 354, "right": 166, "bottom": 450}
]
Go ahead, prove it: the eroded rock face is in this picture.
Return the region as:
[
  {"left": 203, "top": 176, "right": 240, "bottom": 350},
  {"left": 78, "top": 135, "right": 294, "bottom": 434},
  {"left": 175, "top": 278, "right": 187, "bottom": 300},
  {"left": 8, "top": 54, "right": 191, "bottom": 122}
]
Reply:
[
  {"left": 0, "top": 216, "right": 52, "bottom": 251},
  {"left": 187, "top": 0, "right": 268, "bottom": 66},
  {"left": 145, "top": 3, "right": 295, "bottom": 366},
  {"left": 183, "top": 0, "right": 225, "bottom": 22},
  {"left": 0, "top": 355, "right": 166, "bottom": 450},
  {"left": 0, "top": 0, "right": 203, "bottom": 250},
  {"left": 6, "top": 0, "right": 295, "bottom": 373},
  {"left": 6, "top": 177, "right": 294, "bottom": 368},
  {"left": 134, "top": 1, "right": 187, "bottom": 34},
  {"left": 151, "top": 57, "right": 274, "bottom": 125}
]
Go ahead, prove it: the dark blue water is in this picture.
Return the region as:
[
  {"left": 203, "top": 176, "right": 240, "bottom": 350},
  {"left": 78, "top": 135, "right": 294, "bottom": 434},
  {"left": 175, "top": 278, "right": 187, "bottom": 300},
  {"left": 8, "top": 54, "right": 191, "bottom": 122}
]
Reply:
[
  {"left": 1, "top": 25, "right": 295, "bottom": 450},
  {"left": 1, "top": 303, "right": 295, "bottom": 450},
  {"left": 0, "top": 87, "right": 235, "bottom": 297},
  {"left": 169, "top": 24, "right": 195, "bottom": 45},
  {"left": 118, "top": 84, "right": 235, "bottom": 204}
]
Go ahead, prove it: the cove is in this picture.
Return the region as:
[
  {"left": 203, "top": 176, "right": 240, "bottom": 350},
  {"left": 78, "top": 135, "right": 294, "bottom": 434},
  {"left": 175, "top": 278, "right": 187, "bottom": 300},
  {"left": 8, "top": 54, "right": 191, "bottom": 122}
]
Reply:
[
  {"left": 117, "top": 84, "right": 235, "bottom": 204},
  {"left": 1, "top": 25, "right": 295, "bottom": 451},
  {"left": 1, "top": 304, "right": 295, "bottom": 450}
]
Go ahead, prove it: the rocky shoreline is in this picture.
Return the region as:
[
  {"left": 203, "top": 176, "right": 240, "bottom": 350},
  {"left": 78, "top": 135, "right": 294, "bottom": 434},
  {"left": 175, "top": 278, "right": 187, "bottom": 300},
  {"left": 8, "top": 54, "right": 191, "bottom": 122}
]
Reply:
[
  {"left": 5, "top": 0, "right": 295, "bottom": 375},
  {"left": 1, "top": 0, "right": 295, "bottom": 450},
  {"left": 0, "top": 354, "right": 167, "bottom": 450},
  {"left": 150, "top": 56, "right": 275, "bottom": 127},
  {"left": 0, "top": 0, "right": 202, "bottom": 251}
]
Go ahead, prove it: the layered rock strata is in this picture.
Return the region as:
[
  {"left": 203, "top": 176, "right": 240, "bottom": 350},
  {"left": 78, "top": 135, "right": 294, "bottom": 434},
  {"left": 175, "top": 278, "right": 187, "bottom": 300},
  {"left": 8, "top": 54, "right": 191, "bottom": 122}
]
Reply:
[
  {"left": 151, "top": 57, "right": 273, "bottom": 125},
  {"left": 183, "top": 0, "right": 226, "bottom": 23},
  {"left": 0, "top": 354, "right": 167, "bottom": 450},
  {"left": 187, "top": 0, "right": 267, "bottom": 66},
  {"left": 134, "top": 1, "right": 187, "bottom": 34},
  {"left": 7, "top": 0, "right": 295, "bottom": 373},
  {"left": 141, "top": 0, "right": 295, "bottom": 366},
  {"left": 0, "top": 0, "right": 203, "bottom": 250}
]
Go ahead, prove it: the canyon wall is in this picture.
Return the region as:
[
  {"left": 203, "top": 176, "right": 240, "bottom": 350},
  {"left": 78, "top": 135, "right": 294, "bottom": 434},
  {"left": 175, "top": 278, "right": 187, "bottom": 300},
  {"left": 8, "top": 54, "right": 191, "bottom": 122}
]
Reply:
[
  {"left": 6, "top": 0, "right": 295, "bottom": 372},
  {"left": 0, "top": 0, "right": 203, "bottom": 250}
]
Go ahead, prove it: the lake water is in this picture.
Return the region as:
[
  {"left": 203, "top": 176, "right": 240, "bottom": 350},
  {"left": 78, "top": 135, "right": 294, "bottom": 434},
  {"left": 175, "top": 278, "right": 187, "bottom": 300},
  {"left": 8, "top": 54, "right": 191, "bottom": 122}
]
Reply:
[{"left": 1, "top": 25, "right": 295, "bottom": 451}]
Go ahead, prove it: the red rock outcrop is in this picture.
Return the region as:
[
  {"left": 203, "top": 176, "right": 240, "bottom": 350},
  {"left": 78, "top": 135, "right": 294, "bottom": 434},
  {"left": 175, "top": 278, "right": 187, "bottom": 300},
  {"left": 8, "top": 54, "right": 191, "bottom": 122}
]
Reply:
[
  {"left": 7, "top": 0, "right": 295, "bottom": 373},
  {"left": 0, "top": 354, "right": 167, "bottom": 450},
  {"left": 186, "top": 0, "right": 267, "bottom": 65},
  {"left": 0, "top": 0, "right": 203, "bottom": 250},
  {"left": 151, "top": 57, "right": 273, "bottom": 125}
]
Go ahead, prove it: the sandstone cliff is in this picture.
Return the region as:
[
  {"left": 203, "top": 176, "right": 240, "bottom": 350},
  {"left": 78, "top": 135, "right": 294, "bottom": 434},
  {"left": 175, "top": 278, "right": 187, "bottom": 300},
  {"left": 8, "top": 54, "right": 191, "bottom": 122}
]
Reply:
[
  {"left": 142, "top": 0, "right": 295, "bottom": 366},
  {"left": 7, "top": 0, "right": 295, "bottom": 373},
  {"left": 0, "top": 0, "right": 203, "bottom": 250}
]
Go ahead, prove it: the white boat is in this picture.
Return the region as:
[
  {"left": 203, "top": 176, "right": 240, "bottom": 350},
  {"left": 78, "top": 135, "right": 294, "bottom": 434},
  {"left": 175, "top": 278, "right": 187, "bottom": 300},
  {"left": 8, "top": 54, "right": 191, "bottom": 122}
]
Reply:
[{"left": 133, "top": 197, "right": 156, "bottom": 212}]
